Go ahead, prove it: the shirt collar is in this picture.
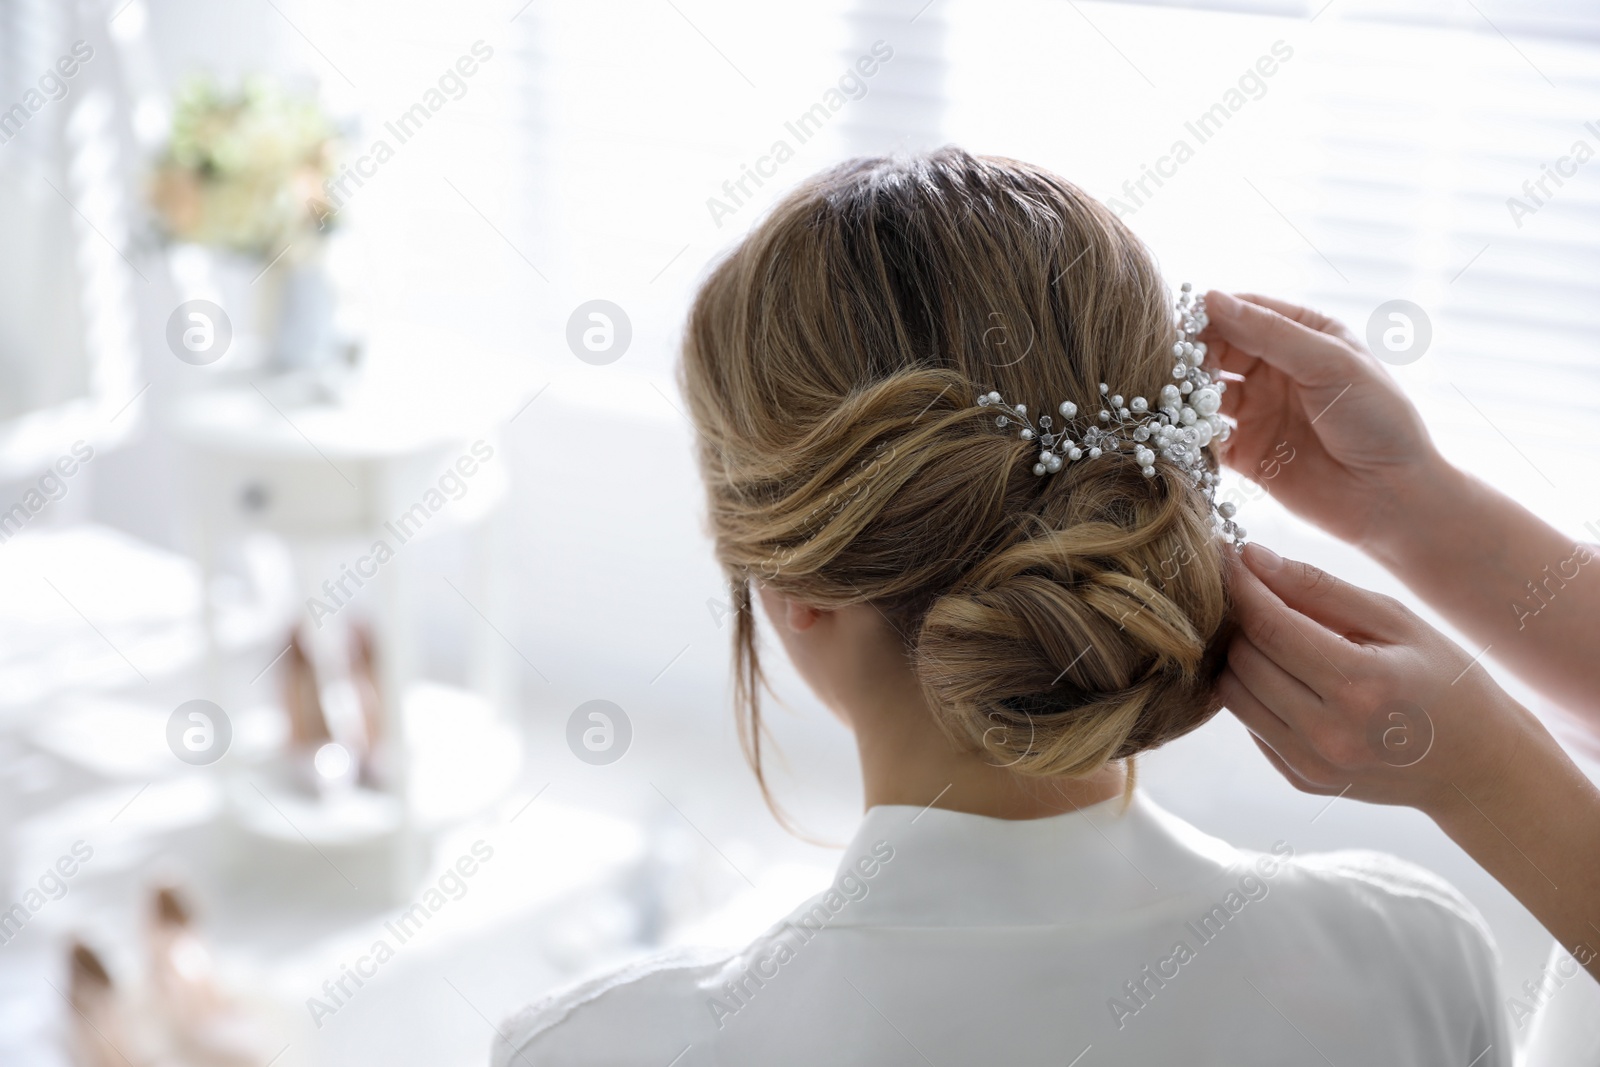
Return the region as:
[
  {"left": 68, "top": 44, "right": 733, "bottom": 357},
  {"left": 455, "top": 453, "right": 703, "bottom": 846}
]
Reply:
[{"left": 821, "top": 790, "right": 1242, "bottom": 927}]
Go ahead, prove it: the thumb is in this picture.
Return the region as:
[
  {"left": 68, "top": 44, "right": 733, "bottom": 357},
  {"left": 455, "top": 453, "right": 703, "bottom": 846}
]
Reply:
[{"left": 1238, "top": 543, "right": 1406, "bottom": 639}]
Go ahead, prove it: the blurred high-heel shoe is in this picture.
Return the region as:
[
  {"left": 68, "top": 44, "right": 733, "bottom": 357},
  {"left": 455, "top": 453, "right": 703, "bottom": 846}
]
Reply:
[
  {"left": 282, "top": 629, "right": 330, "bottom": 751},
  {"left": 66, "top": 940, "right": 143, "bottom": 1067},
  {"left": 147, "top": 886, "right": 270, "bottom": 1067},
  {"left": 348, "top": 622, "right": 387, "bottom": 788},
  {"left": 280, "top": 628, "right": 355, "bottom": 794}
]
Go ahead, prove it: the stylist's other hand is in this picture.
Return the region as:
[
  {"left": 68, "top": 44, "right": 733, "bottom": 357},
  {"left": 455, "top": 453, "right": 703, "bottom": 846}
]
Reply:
[
  {"left": 1220, "top": 542, "right": 1538, "bottom": 815},
  {"left": 1202, "top": 291, "right": 1442, "bottom": 549}
]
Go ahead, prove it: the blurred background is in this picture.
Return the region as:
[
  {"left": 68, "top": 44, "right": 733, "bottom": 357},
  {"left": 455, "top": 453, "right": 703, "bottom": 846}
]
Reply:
[{"left": 0, "top": 0, "right": 1597, "bottom": 1063}]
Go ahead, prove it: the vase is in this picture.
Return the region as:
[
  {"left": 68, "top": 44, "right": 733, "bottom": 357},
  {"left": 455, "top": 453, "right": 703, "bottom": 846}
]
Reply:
[
  {"left": 166, "top": 242, "right": 346, "bottom": 386},
  {"left": 256, "top": 247, "right": 341, "bottom": 378}
]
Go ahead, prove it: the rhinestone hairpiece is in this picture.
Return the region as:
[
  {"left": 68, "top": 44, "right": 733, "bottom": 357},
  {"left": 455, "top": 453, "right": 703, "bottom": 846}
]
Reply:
[{"left": 975, "top": 283, "right": 1245, "bottom": 549}]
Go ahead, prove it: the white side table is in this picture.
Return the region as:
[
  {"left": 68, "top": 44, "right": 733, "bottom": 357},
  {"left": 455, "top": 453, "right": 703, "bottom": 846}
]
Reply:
[{"left": 166, "top": 381, "right": 520, "bottom": 901}]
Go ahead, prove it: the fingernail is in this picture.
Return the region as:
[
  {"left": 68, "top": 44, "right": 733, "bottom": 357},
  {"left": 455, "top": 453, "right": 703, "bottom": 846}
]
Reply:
[
  {"left": 1207, "top": 290, "right": 1240, "bottom": 316},
  {"left": 1245, "top": 542, "right": 1283, "bottom": 571}
]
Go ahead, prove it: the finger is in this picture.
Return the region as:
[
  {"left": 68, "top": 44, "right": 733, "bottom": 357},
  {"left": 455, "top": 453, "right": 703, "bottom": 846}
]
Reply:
[
  {"left": 1241, "top": 543, "right": 1407, "bottom": 642},
  {"left": 1233, "top": 292, "right": 1364, "bottom": 350},
  {"left": 1202, "top": 330, "right": 1260, "bottom": 382},
  {"left": 1246, "top": 732, "right": 1342, "bottom": 798},
  {"left": 1219, "top": 667, "right": 1292, "bottom": 746},
  {"left": 1221, "top": 671, "right": 1344, "bottom": 795},
  {"left": 1228, "top": 552, "right": 1358, "bottom": 695},
  {"left": 1204, "top": 290, "right": 1366, "bottom": 390},
  {"left": 1228, "top": 634, "right": 1323, "bottom": 720},
  {"left": 1219, "top": 668, "right": 1317, "bottom": 769},
  {"left": 1219, "top": 373, "right": 1244, "bottom": 418}
]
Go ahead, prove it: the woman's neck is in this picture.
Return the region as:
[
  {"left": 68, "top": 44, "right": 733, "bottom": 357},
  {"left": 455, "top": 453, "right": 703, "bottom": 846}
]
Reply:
[
  {"left": 781, "top": 597, "right": 1130, "bottom": 821},
  {"left": 850, "top": 692, "right": 1129, "bottom": 820}
]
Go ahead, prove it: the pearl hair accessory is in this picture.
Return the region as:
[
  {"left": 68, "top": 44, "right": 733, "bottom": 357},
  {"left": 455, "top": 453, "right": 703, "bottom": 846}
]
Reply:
[{"left": 975, "top": 283, "right": 1246, "bottom": 549}]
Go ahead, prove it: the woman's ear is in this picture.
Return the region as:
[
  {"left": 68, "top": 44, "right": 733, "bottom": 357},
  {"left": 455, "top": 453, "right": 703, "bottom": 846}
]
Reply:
[
  {"left": 757, "top": 586, "right": 824, "bottom": 632},
  {"left": 785, "top": 599, "right": 823, "bottom": 632}
]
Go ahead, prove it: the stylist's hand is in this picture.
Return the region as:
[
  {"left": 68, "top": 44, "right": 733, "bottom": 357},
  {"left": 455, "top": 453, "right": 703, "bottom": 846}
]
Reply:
[
  {"left": 1225, "top": 542, "right": 1600, "bottom": 982},
  {"left": 1219, "top": 542, "right": 1535, "bottom": 814},
  {"left": 1202, "top": 291, "right": 1442, "bottom": 549}
]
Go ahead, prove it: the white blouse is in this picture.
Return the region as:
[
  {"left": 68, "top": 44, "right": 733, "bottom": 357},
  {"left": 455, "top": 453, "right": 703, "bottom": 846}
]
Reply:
[
  {"left": 1525, "top": 938, "right": 1600, "bottom": 1064},
  {"left": 495, "top": 792, "right": 1508, "bottom": 1066}
]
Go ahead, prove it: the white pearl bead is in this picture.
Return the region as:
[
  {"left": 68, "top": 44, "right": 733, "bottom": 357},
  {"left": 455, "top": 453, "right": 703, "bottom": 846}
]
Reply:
[
  {"left": 1173, "top": 363, "right": 1187, "bottom": 378},
  {"left": 1021, "top": 428, "right": 1034, "bottom": 440},
  {"left": 1068, "top": 447, "right": 1082, "bottom": 460},
  {"left": 1160, "top": 385, "right": 1181, "bottom": 408},
  {"left": 1088, "top": 447, "right": 1102, "bottom": 459},
  {"left": 1033, "top": 463, "right": 1047, "bottom": 476},
  {"left": 1191, "top": 386, "right": 1221, "bottom": 417},
  {"left": 1016, "top": 403, "right": 1027, "bottom": 415},
  {"left": 987, "top": 391, "right": 1001, "bottom": 402},
  {"left": 1131, "top": 397, "right": 1148, "bottom": 413},
  {"left": 1059, "top": 401, "right": 1077, "bottom": 419},
  {"left": 1180, "top": 380, "right": 1194, "bottom": 394},
  {"left": 1141, "top": 465, "right": 1156, "bottom": 477}
]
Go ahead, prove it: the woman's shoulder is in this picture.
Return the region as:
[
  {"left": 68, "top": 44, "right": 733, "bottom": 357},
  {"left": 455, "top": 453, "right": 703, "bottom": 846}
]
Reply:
[
  {"left": 1147, "top": 798, "right": 1495, "bottom": 953},
  {"left": 492, "top": 944, "right": 734, "bottom": 1067},
  {"left": 492, "top": 895, "right": 836, "bottom": 1067},
  {"left": 1260, "top": 845, "right": 1500, "bottom": 973},
  {"left": 1277, "top": 846, "right": 1493, "bottom": 935}
]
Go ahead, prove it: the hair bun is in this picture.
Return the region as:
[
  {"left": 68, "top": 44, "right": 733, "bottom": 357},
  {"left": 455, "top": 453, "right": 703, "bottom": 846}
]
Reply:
[{"left": 913, "top": 458, "right": 1229, "bottom": 775}]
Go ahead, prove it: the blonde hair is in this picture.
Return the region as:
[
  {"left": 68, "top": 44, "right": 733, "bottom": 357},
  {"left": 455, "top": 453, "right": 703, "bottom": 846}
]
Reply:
[{"left": 680, "top": 148, "right": 1231, "bottom": 814}]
